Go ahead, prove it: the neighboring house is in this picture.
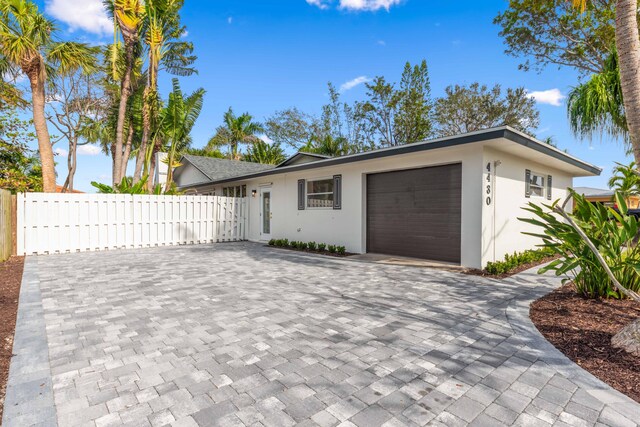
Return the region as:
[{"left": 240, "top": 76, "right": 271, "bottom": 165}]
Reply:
[
  {"left": 155, "top": 152, "right": 168, "bottom": 187},
  {"left": 55, "top": 185, "right": 84, "bottom": 194},
  {"left": 175, "top": 126, "right": 600, "bottom": 269},
  {"left": 574, "top": 186, "right": 640, "bottom": 209}
]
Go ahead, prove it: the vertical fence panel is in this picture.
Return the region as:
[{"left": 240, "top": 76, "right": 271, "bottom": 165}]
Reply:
[{"left": 15, "top": 194, "right": 248, "bottom": 255}]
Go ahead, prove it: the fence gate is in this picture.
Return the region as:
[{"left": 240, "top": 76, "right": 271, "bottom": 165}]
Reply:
[{"left": 16, "top": 193, "right": 248, "bottom": 255}]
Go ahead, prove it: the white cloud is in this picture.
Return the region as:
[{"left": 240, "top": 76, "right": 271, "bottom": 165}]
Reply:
[
  {"left": 77, "top": 144, "right": 102, "bottom": 156},
  {"left": 376, "top": 40, "right": 386, "bottom": 46},
  {"left": 54, "top": 147, "right": 68, "bottom": 157},
  {"left": 227, "top": 16, "right": 233, "bottom": 24},
  {"left": 259, "top": 134, "right": 274, "bottom": 144},
  {"left": 307, "top": 0, "right": 402, "bottom": 11},
  {"left": 45, "top": 0, "right": 112, "bottom": 36},
  {"left": 306, "top": 0, "right": 331, "bottom": 9},
  {"left": 526, "top": 88, "right": 566, "bottom": 107},
  {"left": 339, "top": 0, "right": 402, "bottom": 11},
  {"left": 181, "top": 30, "right": 189, "bottom": 38},
  {"left": 339, "top": 76, "right": 372, "bottom": 92}
]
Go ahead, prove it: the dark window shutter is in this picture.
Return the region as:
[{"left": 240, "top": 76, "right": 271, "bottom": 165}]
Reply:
[
  {"left": 547, "top": 175, "right": 552, "bottom": 200},
  {"left": 298, "top": 179, "right": 305, "bottom": 210},
  {"left": 525, "top": 169, "right": 532, "bottom": 198},
  {"left": 333, "top": 175, "right": 342, "bottom": 210}
]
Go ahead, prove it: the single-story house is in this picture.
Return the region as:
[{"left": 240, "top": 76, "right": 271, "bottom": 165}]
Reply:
[
  {"left": 174, "top": 126, "right": 601, "bottom": 269},
  {"left": 574, "top": 186, "right": 640, "bottom": 209}
]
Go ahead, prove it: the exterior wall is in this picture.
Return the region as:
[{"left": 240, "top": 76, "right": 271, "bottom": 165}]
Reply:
[
  {"left": 481, "top": 147, "right": 573, "bottom": 267},
  {"left": 174, "top": 164, "right": 209, "bottom": 188},
  {"left": 221, "top": 145, "right": 486, "bottom": 268}
]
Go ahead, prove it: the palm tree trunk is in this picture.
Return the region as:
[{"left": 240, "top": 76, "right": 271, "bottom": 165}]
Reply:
[
  {"left": 134, "top": 95, "right": 151, "bottom": 184},
  {"left": 113, "top": 41, "right": 135, "bottom": 186},
  {"left": 62, "top": 138, "right": 77, "bottom": 192},
  {"left": 616, "top": 0, "right": 640, "bottom": 166},
  {"left": 121, "top": 124, "right": 134, "bottom": 179},
  {"left": 29, "top": 72, "right": 56, "bottom": 193}
]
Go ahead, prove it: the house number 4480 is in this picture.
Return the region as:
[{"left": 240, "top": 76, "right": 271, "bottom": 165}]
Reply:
[{"left": 485, "top": 162, "right": 492, "bottom": 206}]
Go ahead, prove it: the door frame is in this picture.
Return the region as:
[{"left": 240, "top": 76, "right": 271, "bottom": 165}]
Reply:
[{"left": 259, "top": 186, "right": 272, "bottom": 241}]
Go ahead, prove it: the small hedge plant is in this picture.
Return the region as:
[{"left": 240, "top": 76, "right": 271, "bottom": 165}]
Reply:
[
  {"left": 268, "top": 239, "right": 347, "bottom": 256},
  {"left": 485, "top": 247, "right": 555, "bottom": 275}
]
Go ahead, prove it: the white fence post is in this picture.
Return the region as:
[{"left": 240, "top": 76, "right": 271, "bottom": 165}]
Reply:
[{"left": 16, "top": 194, "right": 248, "bottom": 255}]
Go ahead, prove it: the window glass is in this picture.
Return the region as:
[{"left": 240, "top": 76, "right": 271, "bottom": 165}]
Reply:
[
  {"left": 306, "top": 179, "right": 334, "bottom": 208},
  {"left": 529, "top": 173, "right": 545, "bottom": 198}
]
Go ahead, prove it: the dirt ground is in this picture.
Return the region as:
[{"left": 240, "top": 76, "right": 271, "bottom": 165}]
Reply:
[{"left": 0, "top": 256, "right": 24, "bottom": 421}]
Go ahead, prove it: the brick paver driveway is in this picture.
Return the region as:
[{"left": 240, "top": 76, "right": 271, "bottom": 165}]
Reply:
[{"left": 3, "top": 243, "right": 639, "bottom": 427}]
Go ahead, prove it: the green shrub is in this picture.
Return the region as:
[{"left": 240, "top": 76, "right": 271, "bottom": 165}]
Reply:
[
  {"left": 485, "top": 247, "right": 555, "bottom": 275},
  {"left": 520, "top": 190, "right": 640, "bottom": 299},
  {"left": 282, "top": 239, "right": 289, "bottom": 247},
  {"left": 268, "top": 239, "right": 276, "bottom": 246},
  {"left": 327, "top": 245, "right": 336, "bottom": 253},
  {"left": 298, "top": 242, "right": 308, "bottom": 250},
  {"left": 289, "top": 240, "right": 298, "bottom": 248},
  {"left": 318, "top": 243, "right": 327, "bottom": 252},
  {"left": 336, "top": 246, "right": 346, "bottom": 255},
  {"left": 308, "top": 242, "right": 317, "bottom": 251}
]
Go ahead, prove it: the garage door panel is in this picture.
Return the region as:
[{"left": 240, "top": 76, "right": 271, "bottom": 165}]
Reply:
[{"left": 366, "top": 164, "right": 462, "bottom": 263}]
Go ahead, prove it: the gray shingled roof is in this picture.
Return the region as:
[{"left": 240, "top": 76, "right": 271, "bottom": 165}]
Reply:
[
  {"left": 574, "top": 186, "right": 614, "bottom": 197},
  {"left": 181, "top": 154, "right": 275, "bottom": 182}
]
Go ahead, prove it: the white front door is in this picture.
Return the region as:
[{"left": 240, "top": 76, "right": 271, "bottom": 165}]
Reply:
[{"left": 260, "top": 186, "right": 272, "bottom": 241}]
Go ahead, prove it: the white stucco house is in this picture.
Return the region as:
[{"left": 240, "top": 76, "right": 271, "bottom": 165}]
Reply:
[{"left": 174, "top": 126, "right": 600, "bottom": 269}]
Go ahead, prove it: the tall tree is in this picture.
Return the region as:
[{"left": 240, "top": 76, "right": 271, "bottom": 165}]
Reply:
[
  {"left": 0, "top": 102, "right": 41, "bottom": 193},
  {"left": 105, "top": 0, "right": 144, "bottom": 186},
  {"left": 134, "top": 0, "right": 196, "bottom": 185},
  {"left": 207, "top": 108, "right": 264, "bottom": 160},
  {"left": 358, "top": 60, "right": 433, "bottom": 146},
  {"left": 0, "top": 0, "right": 98, "bottom": 192},
  {"left": 160, "top": 78, "right": 205, "bottom": 191},
  {"left": 434, "top": 83, "right": 539, "bottom": 137},
  {"left": 494, "top": 0, "right": 617, "bottom": 75},
  {"left": 244, "top": 140, "right": 286, "bottom": 165},
  {"left": 265, "top": 107, "right": 319, "bottom": 150},
  {"left": 47, "top": 69, "right": 107, "bottom": 192}
]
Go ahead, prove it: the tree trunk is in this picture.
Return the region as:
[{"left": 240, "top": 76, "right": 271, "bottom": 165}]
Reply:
[
  {"left": 616, "top": 0, "right": 640, "bottom": 166},
  {"left": 121, "top": 124, "right": 134, "bottom": 179},
  {"left": 113, "top": 41, "right": 135, "bottom": 186},
  {"left": 62, "top": 138, "right": 77, "bottom": 192},
  {"left": 29, "top": 69, "right": 56, "bottom": 193}
]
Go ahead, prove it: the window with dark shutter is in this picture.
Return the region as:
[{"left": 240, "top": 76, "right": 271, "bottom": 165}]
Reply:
[
  {"left": 525, "top": 169, "right": 532, "bottom": 198},
  {"left": 547, "top": 175, "right": 552, "bottom": 200},
  {"left": 333, "top": 175, "right": 342, "bottom": 210},
  {"left": 298, "top": 179, "right": 305, "bottom": 210}
]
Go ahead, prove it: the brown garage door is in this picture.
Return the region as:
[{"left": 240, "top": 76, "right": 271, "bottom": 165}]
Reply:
[{"left": 366, "top": 164, "right": 462, "bottom": 263}]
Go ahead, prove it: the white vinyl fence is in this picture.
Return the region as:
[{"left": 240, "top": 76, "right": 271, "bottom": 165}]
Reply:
[{"left": 17, "top": 193, "right": 248, "bottom": 255}]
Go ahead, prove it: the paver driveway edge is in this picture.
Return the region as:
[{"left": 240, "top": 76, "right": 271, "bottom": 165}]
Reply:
[
  {"left": 2, "top": 256, "right": 57, "bottom": 427},
  {"left": 505, "top": 267, "right": 640, "bottom": 425}
]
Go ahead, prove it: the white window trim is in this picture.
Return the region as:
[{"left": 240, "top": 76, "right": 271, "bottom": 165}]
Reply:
[
  {"left": 529, "top": 172, "right": 546, "bottom": 199},
  {"left": 306, "top": 177, "right": 334, "bottom": 210}
]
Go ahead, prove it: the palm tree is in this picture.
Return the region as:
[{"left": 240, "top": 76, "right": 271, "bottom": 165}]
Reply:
[
  {"left": 105, "top": 0, "right": 144, "bottom": 186},
  {"left": 0, "top": 0, "right": 97, "bottom": 192},
  {"left": 207, "top": 108, "right": 265, "bottom": 160},
  {"left": 567, "top": 51, "right": 627, "bottom": 141},
  {"left": 608, "top": 162, "right": 640, "bottom": 201},
  {"left": 160, "top": 78, "right": 205, "bottom": 191},
  {"left": 302, "top": 134, "right": 347, "bottom": 157},
  {"left": 571, "top": 0, "right": 640, "bottom": 166},
  {"left": 244, "top": 141, "right": 286, "bottom": 165},
  {"left": 133, "top": 0, "right": 196, "bottom": 184}
]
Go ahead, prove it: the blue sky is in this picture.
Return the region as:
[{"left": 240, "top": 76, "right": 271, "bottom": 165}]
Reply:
[{"left": 31, "top": 0, "right": 629, "bottom": 192}]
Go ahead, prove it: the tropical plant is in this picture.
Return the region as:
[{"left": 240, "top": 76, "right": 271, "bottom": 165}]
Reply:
[
  {"left": 133, "top": 0, "right": 196, "bottom": 185},
  {"left": 91, "top": 175, "right": 178, "bottom": 195},
  {"left": 160, "top": 78, "right": 205, "bottom": 191},
  {"left": 567, "top": 50, "right": 627, "bottom": 141},
  {"left": 302, "top": 135, "right": 348, "bottom": 157},
  {"left": 520, "top": 190, "right": 640, "bottom": 299},
  {"left": 104, "top": 0, "right": 144, "bottom": 185},
  {"left": 183, "top": 147, "right": 226, "bottom": 158},
  {"left": 0, "top": 0, "right": 98, "bottom": 192},
  {"left": 244, "top": 140, "right": 286, "bottom": 165},
  {"left": 484, "top": 247, "right": 556, "bottom": 276},
  {"left": 608, "top": 161, "right": 640, "bottom": 200},
  {"left": 207, "top": 108, "right": 265, "bottom": 160},
  {"left": 0, "top": 105, "right": 41, "bottom": 193}
]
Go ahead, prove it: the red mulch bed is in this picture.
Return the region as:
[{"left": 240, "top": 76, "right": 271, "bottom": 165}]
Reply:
[
  {"left": 0, "top": 256, "right": 23, "bottom": 421},
  {"left": 530, "top": 283, "right": 640, "bottom": 403}
]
